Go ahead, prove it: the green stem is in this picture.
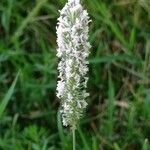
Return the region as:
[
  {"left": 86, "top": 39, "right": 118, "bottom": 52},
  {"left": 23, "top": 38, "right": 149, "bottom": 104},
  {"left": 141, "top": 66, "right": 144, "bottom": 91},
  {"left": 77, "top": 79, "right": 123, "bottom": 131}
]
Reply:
[{"left": 72, "top": 128, "right": 76, "bottom": 150}]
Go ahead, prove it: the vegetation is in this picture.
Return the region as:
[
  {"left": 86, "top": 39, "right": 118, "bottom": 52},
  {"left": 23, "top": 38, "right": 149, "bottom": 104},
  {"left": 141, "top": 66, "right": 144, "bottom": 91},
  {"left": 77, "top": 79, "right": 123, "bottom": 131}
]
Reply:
[{"left": 0, "top": 0, "right": 150, "bottom": 149}]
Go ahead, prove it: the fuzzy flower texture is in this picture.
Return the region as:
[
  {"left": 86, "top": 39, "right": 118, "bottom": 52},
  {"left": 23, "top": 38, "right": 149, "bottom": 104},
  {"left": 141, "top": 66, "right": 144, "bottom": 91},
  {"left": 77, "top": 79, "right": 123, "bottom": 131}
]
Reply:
[{"left": 56, "top": 0, "right": 91, "bottom": 128}]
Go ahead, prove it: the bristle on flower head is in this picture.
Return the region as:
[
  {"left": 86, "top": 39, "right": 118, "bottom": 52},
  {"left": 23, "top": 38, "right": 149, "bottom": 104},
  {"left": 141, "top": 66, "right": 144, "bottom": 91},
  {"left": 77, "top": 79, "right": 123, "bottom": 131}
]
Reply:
[
  {"left": 68, "top": 0, "right": 80, "bottom": 3},
  {"left": 56, "top": 0, "right": 91, "bottom": 129}
]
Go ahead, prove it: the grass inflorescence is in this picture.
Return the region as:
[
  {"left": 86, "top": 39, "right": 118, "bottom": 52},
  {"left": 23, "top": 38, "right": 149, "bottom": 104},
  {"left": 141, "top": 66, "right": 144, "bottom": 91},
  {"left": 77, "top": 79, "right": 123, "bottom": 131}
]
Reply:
[{"left": 0, "top": 0, "right": 150, "bottom": 149}]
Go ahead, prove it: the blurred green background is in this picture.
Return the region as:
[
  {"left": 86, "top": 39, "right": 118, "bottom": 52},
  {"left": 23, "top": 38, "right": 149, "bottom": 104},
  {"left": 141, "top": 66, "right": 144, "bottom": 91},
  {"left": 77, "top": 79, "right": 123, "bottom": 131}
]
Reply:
[{"left": 0, "top": 0, "right": 150, "bottom": 149}]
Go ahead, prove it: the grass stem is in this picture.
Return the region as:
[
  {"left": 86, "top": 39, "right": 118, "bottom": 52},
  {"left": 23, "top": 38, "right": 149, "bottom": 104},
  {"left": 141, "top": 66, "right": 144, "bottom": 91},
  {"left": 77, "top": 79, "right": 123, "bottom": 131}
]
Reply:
[{"left": 72, "top": 128, "right": 76, "bottom": 150}]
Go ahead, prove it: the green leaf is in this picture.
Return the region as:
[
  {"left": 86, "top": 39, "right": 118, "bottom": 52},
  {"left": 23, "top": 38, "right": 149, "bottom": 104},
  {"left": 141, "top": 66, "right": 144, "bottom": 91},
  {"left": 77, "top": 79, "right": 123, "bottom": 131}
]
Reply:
[
  {"left": 142, "top": 139, "right": 149, "bottom": 150},
  {"left": 0, "top": 71, "right": 19, "bottom": 119},
  {"left": 89, "top": 54, "right": 141, "bottom": 65},
  {"left": 78, "top": 127, "right": 90, "bottom": 150},
  {"left": 107, "top": 72, "right": 115, "bottom": 136},
  {"left": 57, "top": 109, "right": 66, "bottom": 150},
  {"left": 129, "top": 28, "right": 136, "bottom": 50},
  {"left": 113, "top": 143, "right": 121, "bottom": 150}
]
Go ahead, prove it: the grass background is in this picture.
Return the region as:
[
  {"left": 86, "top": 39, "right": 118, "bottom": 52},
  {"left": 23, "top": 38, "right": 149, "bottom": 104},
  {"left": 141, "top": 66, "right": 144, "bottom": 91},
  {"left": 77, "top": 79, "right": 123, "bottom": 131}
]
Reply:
[{"left": 0, "top": 0, "right": 150, "bottom": 149}]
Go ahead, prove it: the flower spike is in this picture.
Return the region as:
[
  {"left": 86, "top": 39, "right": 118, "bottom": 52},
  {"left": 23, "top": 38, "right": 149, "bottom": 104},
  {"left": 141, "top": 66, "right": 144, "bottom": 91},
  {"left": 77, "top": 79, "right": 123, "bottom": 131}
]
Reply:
[{"left": 56, "top": 0, "right": 91, "bottom": 128}]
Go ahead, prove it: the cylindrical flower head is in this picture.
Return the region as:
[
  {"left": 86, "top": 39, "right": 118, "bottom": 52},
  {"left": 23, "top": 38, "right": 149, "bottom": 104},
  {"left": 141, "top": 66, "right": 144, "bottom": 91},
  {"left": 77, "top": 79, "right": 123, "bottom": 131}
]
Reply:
[{"left": 56, "top": 0, "right": 91, "bottom": 128}]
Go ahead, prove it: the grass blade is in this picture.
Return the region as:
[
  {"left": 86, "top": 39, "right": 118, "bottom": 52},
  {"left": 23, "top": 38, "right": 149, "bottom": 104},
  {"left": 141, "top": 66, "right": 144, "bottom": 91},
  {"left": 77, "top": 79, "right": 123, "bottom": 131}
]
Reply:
[
  {"left": 142, "top": 139, "right": 149, "bottom": 150},
  {"left": 78, "top": 127, "right": 90, "bottom": 150},
  {"left": 89, "top": 54, "right": 140, "bottom": 65},
  {"left": 107, "top": 71, "right": 115, "bottom": 136},
  {"left": 11, "top": 0, "right": 47, "bottom": 41},
  {"left": 57, "top": 109, "right": 66, "bottom": 150},
  {"left": 0, "top": 72, "right": 19, "bottom": 119}
]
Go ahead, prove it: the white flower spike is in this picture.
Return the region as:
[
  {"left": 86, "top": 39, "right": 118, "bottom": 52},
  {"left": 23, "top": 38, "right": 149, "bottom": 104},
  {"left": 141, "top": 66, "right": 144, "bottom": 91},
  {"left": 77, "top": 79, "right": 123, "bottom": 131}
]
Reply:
[{"left": 56, "top": 0, "right": 91, "bottom": 128}]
